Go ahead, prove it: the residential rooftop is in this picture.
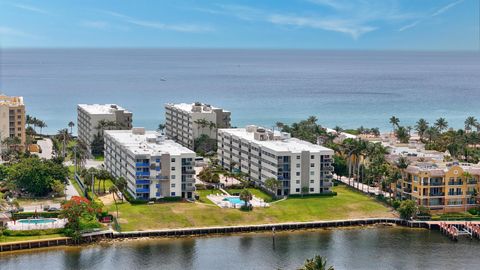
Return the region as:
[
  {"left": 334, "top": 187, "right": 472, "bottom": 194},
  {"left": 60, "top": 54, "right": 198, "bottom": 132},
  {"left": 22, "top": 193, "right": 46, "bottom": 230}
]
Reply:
[
  {"left": 0, "top": 94, "right": 24, "bottom": 106},
  {"left": 166, "top": 102, "right": 229, "bottom": 113},
  {"left": 406, "top": 161, "right": 480, "bottom": 176},
  {"left": 78, "top": 104, "right": 130, "bottom": 115},
  {"left": 220, "top": 126, "right": 334, "bottom": 154},
  {"left": 105, "top": 128, "right": 195, "bottom": 156}
]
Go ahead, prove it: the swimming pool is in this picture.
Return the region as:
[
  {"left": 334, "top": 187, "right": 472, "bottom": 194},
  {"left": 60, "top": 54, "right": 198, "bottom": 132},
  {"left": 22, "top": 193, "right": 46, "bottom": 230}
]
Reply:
[
  {"left": 223, "top": 197, "right": 244, "bottom": 205},
  {"left": 17, "top": 218, "right": 57, "bottom": 224}
]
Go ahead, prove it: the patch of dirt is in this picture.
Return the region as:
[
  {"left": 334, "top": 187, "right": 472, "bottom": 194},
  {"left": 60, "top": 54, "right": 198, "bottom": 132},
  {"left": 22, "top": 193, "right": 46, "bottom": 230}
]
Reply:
[{"left": 99, "top": 194, "right": 115, "bottom": 206}]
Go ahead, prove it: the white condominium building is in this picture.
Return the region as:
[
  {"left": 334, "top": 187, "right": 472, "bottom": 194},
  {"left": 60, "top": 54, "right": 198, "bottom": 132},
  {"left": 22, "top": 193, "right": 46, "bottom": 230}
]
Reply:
[
  {"left": 0, "top": 94, "right": 26, "bottom": 146},
  {"left": 165, "top": 102, "right": 231, "bottom": 149},
  {"left": 77, "top": 104, "right": 132, "bottom": 154},
  {"left": 218, "top": 125, "right": 335, "bottom": 196},
  {"left": 104, "top": 128, "right": 196, "bottom": 200}
]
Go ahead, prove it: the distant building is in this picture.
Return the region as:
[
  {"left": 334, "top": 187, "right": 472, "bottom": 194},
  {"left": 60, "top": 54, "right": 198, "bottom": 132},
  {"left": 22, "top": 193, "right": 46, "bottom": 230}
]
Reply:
[
  {"left": 394, "top": 162, "right": 480, "bottom": 213},
  {"left": 165, "top": 102, "right": 231, "bottom": 149},
  {"left": 217, "top": 125, "right": 334, "bottom": 196},
  {"left": 0, "top": 94, "right": 26, "bottom": 146},
  {"left": 104, "top": 128, "right": 196, "bottom": 200},
  {"left": 77, "top": 104, "right": 132, "bottom": 154}
]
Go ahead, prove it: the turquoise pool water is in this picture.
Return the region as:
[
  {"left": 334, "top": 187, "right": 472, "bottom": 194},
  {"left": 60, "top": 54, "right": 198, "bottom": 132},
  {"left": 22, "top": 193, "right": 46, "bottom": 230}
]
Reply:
[
  {"left": 223, "top": 197, "right": 244, "bottom": 205},
  {"left": 17, "top": 218, "right": 56, "bottom": 224}
]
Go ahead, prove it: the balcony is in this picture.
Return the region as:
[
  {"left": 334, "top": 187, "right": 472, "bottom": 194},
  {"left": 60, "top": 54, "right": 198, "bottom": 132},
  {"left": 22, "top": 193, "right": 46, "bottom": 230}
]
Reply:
[
  {"left": 136, "top": 179, "right": 150, "bottom": 185},
  {"left": 429, "top": 182, "right": 444, "bottom": 186},
  {"left": 404, "top": 188, "right": 412, "bottom": 193},
  {"left": 136, "top": 188, "right": 150, "bottom": 193},
  {"left": 182, "top": 169, "right": 196, "bottom": 174},
  {"left": 448, "top": 192, "right": 463, "bottom": 196},
  {"left": 467, "top": 180, "right": 478, "bottom": 185},
  {"left": 136, "top": 162, "right": 150, "bottom": 167},
  {"left": 448, "top": 181, "right": 463, "bottom": 186},
  {"left": 323, "top": 182, "right": 333, "bottom": 188},
  {"left": 136, "top": 171, "right": 150, "bottom": 177},
  {"left": 324, "top": 166, "right": 334, "bottom": 171},
  {"left": 156, "top": 175, "right": 169, "bottom": 180},
  {"left": 428, "top": 192, "right": 444, "bottom": 197}
]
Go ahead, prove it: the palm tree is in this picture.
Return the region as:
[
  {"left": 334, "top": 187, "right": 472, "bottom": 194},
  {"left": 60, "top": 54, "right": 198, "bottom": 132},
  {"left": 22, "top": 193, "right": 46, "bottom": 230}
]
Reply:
[
  {"left": 424, "top": 127, "right": 439, "bottom": 144},
  {"left": 389, "top": 116, "right": 400, "bottom": 134},
  {"left": 239, "top": 189, "right": 252, "bottom": 208},
  {"left": 208, "top": 121, "right": 216, "bottom": 137},
  {"left": 298, "top": 255, "right": 334, "bottom": 270},
  {"left": 415, "top": 118, "right": 429, "bottom": 140},
  {"left": 434, "top": 118, "right": 448, "bottom": 132},
  {"left": 157, "top": 123, "right": 166, "bottom": 133},
  {"left": 109, "top": 185, "right": 119, "bottom": 219},
  {"left": 275, "top": 122, "right": 285, "bottom": 131},
  {"left": 395, "top": 126, "right": 410, "bottom": 143},
  {"left": 37, "top": 120, "right": 47, "bottom": 135},
  {"left": 395, "top": 156, "right": 410, "bottom": 200},
  {"left": 68, "top": 121, "right": 75, "bottom": 134},
  {"left": 307, "top": 116, "right": 318, "bottom": 125},
  {"left": 465, "top": 116, "right": 478, "bottom": 132}
]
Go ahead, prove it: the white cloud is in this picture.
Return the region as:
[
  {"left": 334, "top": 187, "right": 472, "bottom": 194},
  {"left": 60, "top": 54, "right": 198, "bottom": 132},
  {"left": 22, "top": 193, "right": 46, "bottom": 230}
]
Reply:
[
  {"left": 399, "top": 0, "right": 463, "bottom": 31},
  {"left": 268, "top": 14, "right": 376, "bottom": 39},
  {"left": 12, "top": 3, "right": 48, "bottom": 14},
  {"left": 101, "top": 10, "right": 213, "bottom": 33}
]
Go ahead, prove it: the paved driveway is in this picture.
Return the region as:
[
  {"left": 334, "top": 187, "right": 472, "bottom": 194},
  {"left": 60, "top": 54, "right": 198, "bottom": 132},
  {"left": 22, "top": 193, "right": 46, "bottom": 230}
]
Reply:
[{"left": 35, "top": 138, "right": 53, "bottom": 159}]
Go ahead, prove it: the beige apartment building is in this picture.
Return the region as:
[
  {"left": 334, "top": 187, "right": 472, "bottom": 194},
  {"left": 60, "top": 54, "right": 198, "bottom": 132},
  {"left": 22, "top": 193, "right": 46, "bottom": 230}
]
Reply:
[
  {"left": 77, "top": 104, "right": 132, "bottom": 154},
  {"left": 395, "top": 162, "right": 480, "bottom": 213},
  {"left": 165, "top": 102, "right": 231, "bottom": 149},
  {"left": 0, "top": 94, "right": 26, "bottom": 146}
]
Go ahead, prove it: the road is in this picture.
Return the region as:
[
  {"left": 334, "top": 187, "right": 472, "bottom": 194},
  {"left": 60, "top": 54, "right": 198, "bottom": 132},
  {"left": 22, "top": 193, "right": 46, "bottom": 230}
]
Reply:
[
  {"left": 64, "top": 159, "right": 104, "bottom": 169},
  {"left": 34, "top": 138, "right": 53, "bottom": 159}
]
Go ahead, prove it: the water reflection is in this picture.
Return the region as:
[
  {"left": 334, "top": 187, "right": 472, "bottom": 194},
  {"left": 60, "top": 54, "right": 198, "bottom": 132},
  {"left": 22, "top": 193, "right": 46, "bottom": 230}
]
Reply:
[{"left": 1, "top": 227, "right": 479, "bottom": 270}]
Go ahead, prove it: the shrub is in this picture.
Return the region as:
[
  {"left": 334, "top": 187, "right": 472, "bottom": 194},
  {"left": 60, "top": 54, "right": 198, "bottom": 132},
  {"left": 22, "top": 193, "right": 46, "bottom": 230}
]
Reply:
[
  {"left": 240, "top": 204, "right": 253, "bottom": 211},
  {"left": 2, "top": 228, "right": 64, "bottom": 236},
  {"left": 468, "top": 208, "right": 479, "bottom": 216},
  {"left": 391, "top": 200, "right": 401, "bottom": 210},
  {"left": 13, "top": 212, "right": 60, "bottom": 219},
  {"left": 398, "top": 200, "right": 417, "bottom": 220},
  {"left": 288, "top": 192, "right": 338, "bottom": 198}
]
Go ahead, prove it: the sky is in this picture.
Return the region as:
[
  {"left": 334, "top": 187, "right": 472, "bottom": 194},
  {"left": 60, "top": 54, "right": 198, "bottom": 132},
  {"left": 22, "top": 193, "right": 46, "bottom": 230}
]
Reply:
[{"left": 0, "top": 0, "right": 478, "bottom": 50}]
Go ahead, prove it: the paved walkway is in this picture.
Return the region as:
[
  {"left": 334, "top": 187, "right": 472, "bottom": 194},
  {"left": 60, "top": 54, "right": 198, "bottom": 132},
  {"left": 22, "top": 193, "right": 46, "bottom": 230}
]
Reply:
[
  {"left": 337, "top": 175, "right": 390, "bottom": 198},
  {"left": 34, "top": 138, "right": 53, "bottom": 159},
  {"left": 66, "top": 177, "right": 80, "bottom": 199}
]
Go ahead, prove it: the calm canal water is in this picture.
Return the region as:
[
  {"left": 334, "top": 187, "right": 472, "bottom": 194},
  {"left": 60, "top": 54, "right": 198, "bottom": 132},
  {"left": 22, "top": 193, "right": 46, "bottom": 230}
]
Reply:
[{"left": 0, "top": 227, "right": 478, "bottom": 270}]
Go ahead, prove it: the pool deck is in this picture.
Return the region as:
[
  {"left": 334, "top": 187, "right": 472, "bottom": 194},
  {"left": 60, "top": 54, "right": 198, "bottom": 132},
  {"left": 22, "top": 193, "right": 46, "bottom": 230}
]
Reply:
[{"left": 6, "top": 218, "right": 67, "bottom": 231}]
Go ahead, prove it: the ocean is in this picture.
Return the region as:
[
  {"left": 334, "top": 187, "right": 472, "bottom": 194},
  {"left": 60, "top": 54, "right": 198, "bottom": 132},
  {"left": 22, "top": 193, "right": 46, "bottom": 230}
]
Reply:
[{"left": 1, "top": 49, "right": 479, "bottom": 134}]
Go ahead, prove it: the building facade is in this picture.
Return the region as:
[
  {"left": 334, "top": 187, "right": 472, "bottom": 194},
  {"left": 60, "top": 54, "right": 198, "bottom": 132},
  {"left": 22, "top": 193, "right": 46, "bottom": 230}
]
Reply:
[
  {"left": 217, "top": 125, "right": 334, "bottom": 196},
  {"left": 104, "top": 128, "right": 196, "bottom": 200},
  {"left": 0, "top": 94, "right": 26, "bottom": 146},
  {"left": 77, "top": 104, "right": 132, "bottom": 154},
  {"left": 395, "top": 162, "right": 480, "bottom": 213},
  {"left": 165, "top": 102, "right": 231, "bottom": 149}
]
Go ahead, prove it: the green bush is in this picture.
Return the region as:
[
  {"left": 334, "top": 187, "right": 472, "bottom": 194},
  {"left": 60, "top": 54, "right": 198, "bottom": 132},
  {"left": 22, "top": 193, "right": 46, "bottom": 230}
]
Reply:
[
  {"left": 391, "top": 200, "right": 401, "bottom": 210},
  {"left": 2, "top": 228, "right": 64, "bottom": 236},
  {"left": 288, "top": 192, "right": 337, "bottom": 198},
  {"left": 468, "top": 208, "right": 479, "bottom": 215},
  {"left": 156, "top": 196, "right": 182, "bottom": 202},
  {"left": 398, "top": 200, "right": 417, "bottom": 220},
  {"left": 13, "top": 212, "right": 60, "bottom": 219}
]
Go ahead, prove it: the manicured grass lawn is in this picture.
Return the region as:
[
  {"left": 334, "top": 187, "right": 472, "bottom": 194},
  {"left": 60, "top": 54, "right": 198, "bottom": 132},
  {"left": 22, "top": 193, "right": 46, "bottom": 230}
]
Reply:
[
  {"left": 0, "top": 234, "right": 65, "bottom": 243},
  {"left": 226, "top": 188, "right": 274, "bottom": 202},
  {"left": 111, "top": 185, "right": 394, "bottom": 231},
  {"left": 196, "top": 189, "right": 220, "bottom": 205}
]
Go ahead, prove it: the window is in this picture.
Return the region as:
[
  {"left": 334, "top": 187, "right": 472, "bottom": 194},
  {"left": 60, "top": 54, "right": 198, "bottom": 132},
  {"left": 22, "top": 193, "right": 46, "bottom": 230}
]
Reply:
[
  {"left": 310, "top": 163, "right": 314, "bottom": 167},
  {"left": 156, "top": 192, "right": 160, "bottom": 197},
  {"left": 171, "top": 175, "right": 176, "bottom": 179},
  {"left": 311, "top": 155, "right": 314, "bottom": 159},
  {"left": 296, "top": 164, "right": 300, "bottom": 168},
  {"left": 296, "top": 180, "right": 300, "bottom": 184},
  {"left": 171, "top": 167, "right": 175, "bottom": 171},
  {"left": 310, "top": 188, "right": 314, "bottom": 192},
  {"left": 156, "top": 167, "right": 160, "bottom": 171},
  {"left": 171, "top": 158, "right": 176, "bottom": 162},
  {"left": 310, "top": 180, "right": 314, "bottom": 183},
  {"left": 296, "top": 172, "right": 300, "bottom": 176},
  {"left": 296, "top": 188, "right": 300, "bottom": 192},
  {"left": 310, "top": 171, "right": 314, "bottom": 175},
  {"left": 171, "top": 183, "right": 176, "bottom": 188},
  {"left": 296, "top": 156, "right": 300, "bottom": 160},
  {"left": 156, "top": 159, "right": 160, "bottom": 163},
  {"left": 171, "top": 192, "right": 176, "bottom": 196}
]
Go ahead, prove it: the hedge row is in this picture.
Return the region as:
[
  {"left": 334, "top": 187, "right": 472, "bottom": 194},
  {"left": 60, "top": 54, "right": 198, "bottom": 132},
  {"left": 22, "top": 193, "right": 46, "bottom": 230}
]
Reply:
[
  {"left": 12, "top": 211, "right": 60, "bottom": 219},
  {"left": 1, "top": 228, "right": 64, "bottom": 237},
  {"left": 288, "top": 191, "right": 338, "bottom": 198}
]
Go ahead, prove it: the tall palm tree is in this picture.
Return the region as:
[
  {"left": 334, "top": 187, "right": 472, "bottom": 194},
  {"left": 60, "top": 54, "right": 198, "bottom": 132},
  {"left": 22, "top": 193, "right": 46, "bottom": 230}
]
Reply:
[
  {"left": 415, "top": 118, "right": 429, "bottom": 141},
  {"left": 239, "top": 189, "right": 252, "bottom": 208},
  {"left": 157, "top": 123, "right": 166, "bottom": 133},
  {"left": 389, "top": 116, "right": 400, "bottom": 134},
  {"left": 465, "top": 116, "right": 478, "bottom": 132},
  {"left": 37, "top": 120, "right": 47, "bottom": 135},
  {"left": 395, "top": 156, "right": 410, "bottom": 200},
  {"left": 68, "top": 121, "right": 75, "bottom": 134},
  {"left": 109, "top": 185, "right": 119, "bottom": 219},
  {"left": 434, "top": 118, "right": 448, "bottom": 132},
  {"left": 275, "top": 122, "right": 285, "bottom": 131}
]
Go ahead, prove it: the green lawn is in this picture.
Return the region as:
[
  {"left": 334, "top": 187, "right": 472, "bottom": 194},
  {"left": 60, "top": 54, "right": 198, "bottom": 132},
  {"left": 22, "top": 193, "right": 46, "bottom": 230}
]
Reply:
[
  {"left": 226, "top": 188, "right": 274, "bottom": 202},
  {"left": 0, "top": 234, "right": 65, "bottom": 243},
  {"left": 196, "top": 189, "right": 220, "bottom": 205},
  {"left": 110, "top": 185, "right": 394, "bottom": 231}
]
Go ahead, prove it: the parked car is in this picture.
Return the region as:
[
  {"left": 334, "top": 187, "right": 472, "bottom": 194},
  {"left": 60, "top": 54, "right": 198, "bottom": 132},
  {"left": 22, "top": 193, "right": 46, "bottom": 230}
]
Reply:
[{"left": 47, "top": 207, "right": 60, "bottom": 212}]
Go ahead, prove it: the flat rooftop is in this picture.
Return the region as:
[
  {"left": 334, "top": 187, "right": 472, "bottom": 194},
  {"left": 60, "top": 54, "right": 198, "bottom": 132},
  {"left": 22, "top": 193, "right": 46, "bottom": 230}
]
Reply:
[
  {"left": 406, "top": 162, "right": 480, "bottom": 176},
  {"left": 0, "top": 95, "right": 24, "bottom": 106},
  {"left": 220, "top": 128, "right": 334, "bottom": 154},
  {"left": 78, "top": 104, "right": 131, "bottom": 115},
  {"left": 166, "top": 102, "right": 229, "bottom": 113},
  {"left": 105, "top": 129, "right": 194, "bottom": 156}
]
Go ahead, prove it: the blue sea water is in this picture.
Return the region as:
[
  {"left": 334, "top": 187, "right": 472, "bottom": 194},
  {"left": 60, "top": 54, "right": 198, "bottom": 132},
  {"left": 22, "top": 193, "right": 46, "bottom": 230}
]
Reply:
[{"left": 1, "top": 49, "right": 479, "bottom": 134}]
